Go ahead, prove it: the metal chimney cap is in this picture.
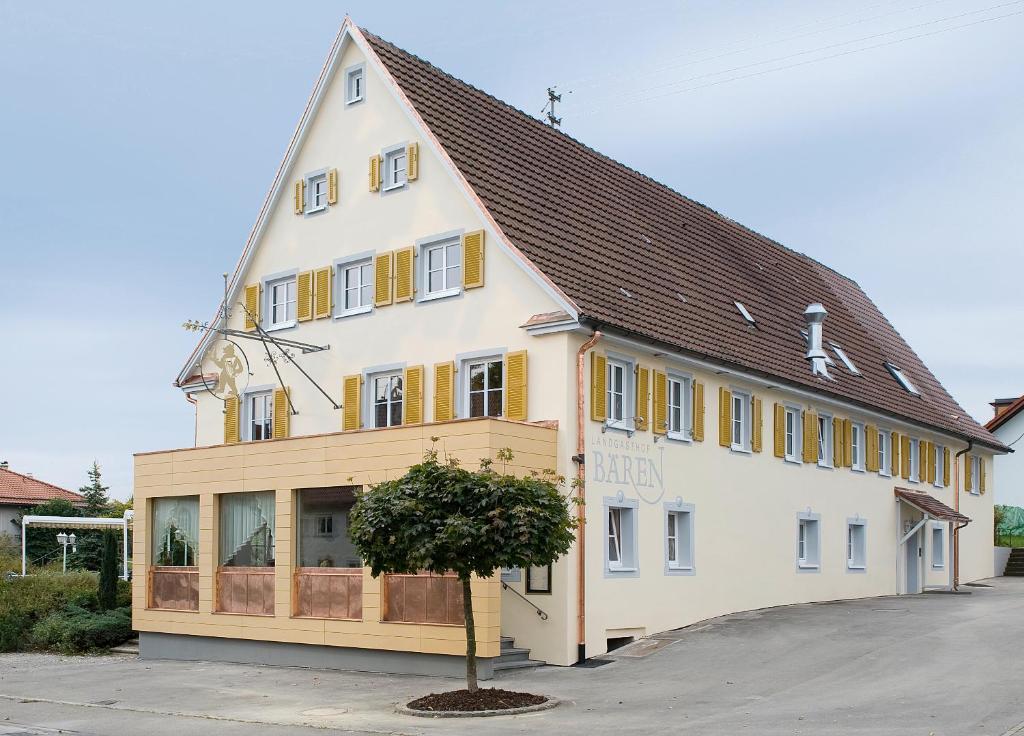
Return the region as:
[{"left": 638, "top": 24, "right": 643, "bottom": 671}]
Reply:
[{"left": 804, "top": 303, "right": 827, "bottom": 322}]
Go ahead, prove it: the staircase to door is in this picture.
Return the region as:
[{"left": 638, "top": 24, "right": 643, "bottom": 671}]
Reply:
[
  {"left": 494, "top": 636, "right": 545, "bottom": 672},
  {"left": 1004, "top": 548, "right": 1024, "bottom": 576}
]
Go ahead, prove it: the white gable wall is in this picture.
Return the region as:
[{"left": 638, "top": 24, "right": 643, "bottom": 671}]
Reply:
[{"left": 993, "top": 410, "right": 1024, "bottom": 507}]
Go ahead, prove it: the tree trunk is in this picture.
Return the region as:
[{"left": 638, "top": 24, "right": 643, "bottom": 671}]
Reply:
[{"left": 461, "top": 574, "right": 478, "bottom": 692}]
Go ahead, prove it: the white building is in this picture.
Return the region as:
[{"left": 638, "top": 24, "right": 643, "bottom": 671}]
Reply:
[{"left": 987, "top": 397, "right": 1024, "bottom": 507}]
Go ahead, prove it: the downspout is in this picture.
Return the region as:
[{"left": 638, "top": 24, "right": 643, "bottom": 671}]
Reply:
[
  {"left": 185, "top": 393, "right": 199, "bottom": 447},
  {"left": 573, "top": 329, "right": 602, "bottom": 664},
  {"left": 954, "top": 439, "right": 973, "bottom": 590}
]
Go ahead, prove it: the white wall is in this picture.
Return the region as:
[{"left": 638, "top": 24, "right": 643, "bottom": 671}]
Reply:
[{"left": 992, "top": 410, "right": 1024, "bottom": 507}]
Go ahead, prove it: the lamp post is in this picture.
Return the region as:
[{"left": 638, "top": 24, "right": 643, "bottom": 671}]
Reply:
[{"left": 56, "top": 532, "right": 77, "bottom": 574}]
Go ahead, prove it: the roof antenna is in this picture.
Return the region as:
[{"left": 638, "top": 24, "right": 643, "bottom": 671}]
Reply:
[{"left": 541, "top": 86, "right": 566, "bottom": 128}]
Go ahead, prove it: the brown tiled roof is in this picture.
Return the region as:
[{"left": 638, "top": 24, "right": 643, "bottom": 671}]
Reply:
[
  {"left": 363, "top": 31, "right": 1004, "bottom": 451},
  {"left": 986, "top": 394, "right": 1024, "bottom": 433},
  {"left": 0, "top": 468, "right": 85, "bottom": 507},
  {"left": 894, "top": 488, "right": 970, "bottom": 524}
]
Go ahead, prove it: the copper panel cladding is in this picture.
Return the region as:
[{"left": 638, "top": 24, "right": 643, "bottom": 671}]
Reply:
[
  {"left": 383, "top": 573, "right": 464, "bottom": 625},
  {"left": 215, "top": 567, "right": 274, "bottom": 615},
  {"left": 293, "top": 568, "right": 362, "bottom": 620},
  {"left": 149, "top": 567, "right": 199, "bottom": 611}
]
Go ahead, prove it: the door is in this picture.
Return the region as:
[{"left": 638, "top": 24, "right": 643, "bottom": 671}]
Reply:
[{"left": 905, "top": 529, "right": 921, "bottom": 594}]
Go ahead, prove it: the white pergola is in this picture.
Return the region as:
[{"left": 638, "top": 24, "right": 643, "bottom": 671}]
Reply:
[{"left": 21, "top": 510, "right": 134, "bottom": 580}]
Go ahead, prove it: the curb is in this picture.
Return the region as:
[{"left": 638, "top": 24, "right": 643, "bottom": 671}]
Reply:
[{"left": 396, "top": 696, "right": 559, "bottom": 718}]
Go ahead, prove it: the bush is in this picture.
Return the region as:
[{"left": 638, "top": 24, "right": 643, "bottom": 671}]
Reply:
[
  {"left": 30, "top": 605, "right": 132, "bottom": 654},
  {"left": 0, "top": 570, "right": 100, "bottom": 652}
]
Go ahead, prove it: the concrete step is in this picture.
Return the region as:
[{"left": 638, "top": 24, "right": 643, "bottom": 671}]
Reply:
[
  {"left": 496, "top": 647, "right": 531, "bottom": 663},
  {"left": 493, "top": 658, "right": 546, "bottom": 672},
  {"left": 109, "top": 639, "right": 139, "bottom": 655}
]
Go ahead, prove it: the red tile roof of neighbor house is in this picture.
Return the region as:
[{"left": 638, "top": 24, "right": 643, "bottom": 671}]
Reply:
[
  {"left": 0, "top": 468, "right": 85, "bottom": 507},
  {"left": 363, "top": 30, "right": 1005, "bottom": 452},
  {"left": 986, "top": 394, "right": 1024, "bottom": 433}
]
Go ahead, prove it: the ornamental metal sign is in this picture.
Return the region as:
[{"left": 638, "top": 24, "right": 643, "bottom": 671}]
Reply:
[{"left": 200, "top": 338, "right": 251, "bottom": 401}]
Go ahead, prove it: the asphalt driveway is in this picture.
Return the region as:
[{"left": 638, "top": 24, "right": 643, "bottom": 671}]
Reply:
[{"left": 2, "top": 577, "right": 1024, "bottom": 735}]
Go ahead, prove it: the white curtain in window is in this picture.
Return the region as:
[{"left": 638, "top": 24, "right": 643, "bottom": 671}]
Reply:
[
  {"left": 219, "top": 491, "right": 276, "bottom": 566},
  {"left": 151, "top": 496, "right": 199, "bottom": 564}
]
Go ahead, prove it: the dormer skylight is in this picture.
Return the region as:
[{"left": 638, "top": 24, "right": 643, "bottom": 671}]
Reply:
[
  {"left": 829, "top": 343, "right": 860, "bottom": 375},
  {"left": 885, "top": 362, "right": 920, "bottom": 396},
  {"left": 734, "top": 301, "right": 755, "bottom": 326}
]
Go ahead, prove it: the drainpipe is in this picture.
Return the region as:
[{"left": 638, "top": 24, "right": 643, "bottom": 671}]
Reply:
[
  {"left": 185, "top": 393, "right": 199, "bottom": 447},
  {"left": 573, "top": 329, "right": 602, "bottom": 664},
  {"left": 954, "top": 439, "right": 973, "bottom": 590}
]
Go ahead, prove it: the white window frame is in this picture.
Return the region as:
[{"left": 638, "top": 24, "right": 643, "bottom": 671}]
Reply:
[
  {"left": 933, "top": 444, "right": 945, "bottom": 488},
  {"left": 334, "top": 252, "right": 374, "bottom": 318},
  {"left": 877, "top": 429, "right": 891, "bottom": 477},
  {"left": 969, "top": 456, "right": 981, "bottom": 495},
  {"left": 303, "top": 168, "right": 329, "bottom": 215},
  {"left": 604, "top": 497, "right": 638, "bottom": 576},
  {"left": 846, "top": 518, "right": 867, "bottom": 571},
  {"left": 817, "top": 413, "right": 833, "bottom": 468},
  {"left": 242, "top": 386, "right": 275, "bottom": 442},
  {"left": 368, "top": 371, "right": 403, "bottom": 429},
  {"left": 665, "top": 371, "right": 693, "bottom": 441},
  {"left": 382, "top": 142, "right": 408, "bottom": 192},
  {"left": 604, "top": 354, "right": 635, "bottom": 432},
  {"left": 829, "top": 343, "right": 861, "bottom": 375},
  {"left": 885, "top": 362, "right": 920, "bottom": 396},
  {"left": 783, "top": 405, "right": 801, "bottom": 463},
  {"left": 909, "top": 438, "right": 921, "bottom": 483},
  {"left": 464, "top": 355, "right": 504, "bottom": 419},
  {"left": 417, "top": 230, "right": 463, "bottom": 302},
  {"left": 850, "top": 422, "right": 865, "bottom": 472},
  {"left": 797, "top": 513, "right": 821, "bottom": 572},
  {"left": 664, "top": 501, "right": 695, "bottom": 575},
  {"left": 931, "top": 523, "right": 945, "bottom": 569},
  {"left": 264, "top": 271, "right": 298, "bottom": 331},
  {"left": 730, "top": 389, "right": 751, "bottom": 453},
  {"left": 344, "top": 63, "right": 365, "bottom": 105},
  {"left": 313, "top": 514, "right": 334, "bottom": 537}
]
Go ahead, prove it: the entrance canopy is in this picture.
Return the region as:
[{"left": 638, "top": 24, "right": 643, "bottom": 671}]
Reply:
[
  {"left": 894, "top": 488, "right": 970, "bottom": 525},
  {"left": 21, "top": 511, "right": 134, "bottom": 580}
]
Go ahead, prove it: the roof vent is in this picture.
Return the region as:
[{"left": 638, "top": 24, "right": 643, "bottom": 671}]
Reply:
[
  {"left": 734, "top": 301, "right": 755, "bottom": 326},
  {"left": 619, "top": 287, "right": 634, "bottom": 299},
  {"left": 804, "top": 303, "right": 830, "bottom": 378}
]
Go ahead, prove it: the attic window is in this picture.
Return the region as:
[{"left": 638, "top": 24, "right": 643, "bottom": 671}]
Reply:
[
  {"left": 830, "top": 343, "right": 860, "bottom": 375},
  {"left": 885, "top": 362, "right": 920, "bottom": 396},
  {"left": 734, "top": 302, "right": 755, "bottom": 325}
]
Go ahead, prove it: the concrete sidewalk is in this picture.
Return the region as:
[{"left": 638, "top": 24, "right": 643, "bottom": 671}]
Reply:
[{"left": 3, "top": 578, "right": 1024, "bottom": 735}]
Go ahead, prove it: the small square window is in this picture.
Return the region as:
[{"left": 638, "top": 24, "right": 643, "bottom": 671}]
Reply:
[
  {"left": 932, "top": 524, "right": 945, "bottom": 568},
  {"left": 337, "top": 258, "right": 373, "bottom": 315},
  {"left": 345, "top": 64, "right": 365, "bottom": 104},
  {"left": 665, "top": 505, "right": 694, "bottom": 573},
  {"left": 371, "top": 372, "right": 403, "bottom": 428},
  {"left": 420, "top": 237, "right": 462, "bottom": 299},
  {"left": 304, "top": 171, "right": 329, "bottom": 214},
  {"left": 246, "top": 390, "right": 274, "bottom": 441},
  {"left": 847, "top": 521, "right": 867, "bottom": 570},
  {"left": 383, "top": 147, "right": 407, "bottom": 191},
  {"left": 266, "top": 275, "right": 297, "bottom": 329},
  {"left": 797, "top": 515, "right": 821, "bottom": 571},
  {"left": 605, "top": 500, "right": 638, "bottom": 575},
  {"left": 313, "top": 515, "right": 333, "bottom": 537}
]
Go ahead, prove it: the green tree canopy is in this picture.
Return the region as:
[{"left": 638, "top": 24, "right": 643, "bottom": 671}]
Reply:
[{"left": 79, "top": 462, "right": 110, "bottom": 517}]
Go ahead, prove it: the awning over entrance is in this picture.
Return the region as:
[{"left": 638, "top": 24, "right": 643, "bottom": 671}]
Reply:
[{"left": 894, "top": 488, "right": 970, "bottom": 525}]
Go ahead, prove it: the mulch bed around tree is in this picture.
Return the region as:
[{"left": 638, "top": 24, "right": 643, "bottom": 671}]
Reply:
[{"left": 407, "top": 688, "right": 547, "bottom": 712}]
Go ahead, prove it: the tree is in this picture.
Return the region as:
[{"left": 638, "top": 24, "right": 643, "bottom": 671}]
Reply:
[
  {"left": 74, "top": 462, "right": 112, "bottom": 570},
  {"left": 348, "top": 448, "right": 577, "bottom": 692},
  {"left": 98, "top": 531, "right": 119, "bottom": 610},
  {"left": 79, "top": 462, "right": 111, "bottom": 517}
]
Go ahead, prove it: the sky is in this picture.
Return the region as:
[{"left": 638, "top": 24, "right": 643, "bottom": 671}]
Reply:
[{"left": 1, "top": 1, "right": 1021, "bottom": 500}]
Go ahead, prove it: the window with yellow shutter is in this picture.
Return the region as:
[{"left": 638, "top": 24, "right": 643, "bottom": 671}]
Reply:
[
  {"left": 462, "top": 230, "right": 485, "bottom": 289},
  {"left": 419, "top": 234, "right": 462, "bottom": 300},
  {"left": 301, "top": 169, "right": 330, "bottom": 215},
  {"left": 664, "top": 372, "right": 693, "bottom": 440},
  {"left": 433, "top": 361, "right": 455, "bottom": 422},
  {"left": 816, "top": 413, "right": 834, "bottom": 467},
  {"left": 403, "top": 366, "right": 424, "bottom": 425},
  {"left": 337, "top": 256, "right": 374, "bottom": 316},
  {"left": 504, "top": 351, "right": 528, "bottom": 421},
  {"left": 394, "top": 246, "right": 415, "bottom": 303}
]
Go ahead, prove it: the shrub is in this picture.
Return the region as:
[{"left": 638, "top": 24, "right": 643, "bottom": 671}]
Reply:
[
  {"left": 0, "top": 570, "right": 99, "bottom": 652},
  {"left": 98, "top": 532, "right": 118, "bottom": 611},
  {"left": 30, "top": 605, "right": 132, "bottom": 654}
]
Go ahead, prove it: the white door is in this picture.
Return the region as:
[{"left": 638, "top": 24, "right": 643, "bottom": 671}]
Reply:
[{"left": 905, "top": 530, "right": 922, "bottom": 594}]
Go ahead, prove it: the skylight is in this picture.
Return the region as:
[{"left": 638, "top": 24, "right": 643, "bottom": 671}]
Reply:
[
  {"left": 734, "top": 301, "right": 755, "bottom": 325},
  {"left": 829, "top": 343, "right": 860, "bottom": 375},
  {"left": 885, "top": 362, "right": 920, "bottom": 396}
]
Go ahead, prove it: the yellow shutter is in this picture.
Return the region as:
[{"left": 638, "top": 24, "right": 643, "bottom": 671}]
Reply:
[
  {"left": 224, "top": 396, "right": 240, "bottom": 444},
  {"left": 504, "top": 350, "right": 528, "bottom": 421},
  {"left": 803, "top": 411, "right": 818, "bottom": 463},
  {"left": 434, "top": 361, "right": 455, "bottom": 422},
  {"left": 403, "top": 366, "right": 424, "bottom": 425},
  {"left": 652, "top": 370, "right": 667, "bottom": 436},
  {"left": 313, "top": 266, "right": 332, "bottom": 319},
  {"left": 406, "top": 142, "right": 419, "bottom": 181},
  {"left": 900, "top": 436, "right": 911, "bottom": 479},
  {"left": 243, "top": 283, "right": 260, "bottom": 331},
  {"left": 369, "top": 155, "right": 381, "bottom": 192},
  {"left": 692, "top": 381, "right": 705, "bottom": 442},
  {"left": 462, "top": 230, "right": 485, "bottom": 289},
  {"left": 327, "top": 168, "right": 339, "bottom": 205},
  {"left": 752, "top": 396, "right": 763, "bottom": 453},
  {"left": 865, "top": 424, "right": 878, "bottom": 472},
  {"left": 590, "top": 353, "right": 607, "bottom": 422},
  {"left": 843, "top": 419, "right": 853, "bottom": 468},
  {"left": 718, "top": 387, "right": 732, "bottom": 447},
  {"left": 925, "top": 442, "right": 935, "bottom": 484},
  {"left": 635, "top": 366, "right": 650, "bottom": 431},
  {"left": 773, "top": 403, "right": 785, "bottom": 458},
  {"left": 342, "top": 375, "right": 361, "bottom": 431},
  {"left": 943, "top": 447, "right": 951, "bottom": 487},
  {"left": 980, "top": 457, "right": 987, "bottom": 493},
  {"left": 394, "top": 247, "right": 414, "bottom": 302},
  {"left": 965, "top": 453, "right": 973, "bottom": 492},
  {"left": 890, "top": 432, "right": 899, "bottom": 476},
  {"left": 297, "top": 270, "right": 313, "bottom": 322},
  {"left": 294, "top": 180, "right": 304, "bottom": 214},
  {"left": 374, "top": 251, "right": 393, "bottom": 307},
  {"left": 273, "top": 388, "right": 289, "bottom": 439}
]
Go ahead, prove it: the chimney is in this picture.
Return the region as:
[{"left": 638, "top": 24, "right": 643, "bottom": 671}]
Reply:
[
  {"left": 804, "top": 303, "right": 830, "bottom": 378},
  {"left": 991, "top": 397, "right": 1020, "bottom": 418},
  {"left": 0, "top": 461, "right": 7, "bottom": 471}
]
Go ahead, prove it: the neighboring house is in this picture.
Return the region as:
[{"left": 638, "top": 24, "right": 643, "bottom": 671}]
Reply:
[
  {"left": 0, "top": 464, "right": 85, "bottom": 542},
  {"left": 133, "top": 19, "right": 1008, "bottom": 678},
  {"left": 987, "top": 396, "right": 1023, "bottom": 507}
]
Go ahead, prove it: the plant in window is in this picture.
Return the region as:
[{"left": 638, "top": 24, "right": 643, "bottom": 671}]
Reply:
[{"left": 349, "top": 447, "right": 577, "bottom": 695}]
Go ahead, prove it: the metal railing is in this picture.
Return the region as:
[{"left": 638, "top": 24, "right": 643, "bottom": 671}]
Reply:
[{"left": 501, "top": 581, "right": 549, "bottom": 620}]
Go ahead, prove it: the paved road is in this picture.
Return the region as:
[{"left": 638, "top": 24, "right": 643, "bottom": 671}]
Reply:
[{"left": 3, "top": 578, "right": 1024, "bottom": 735}]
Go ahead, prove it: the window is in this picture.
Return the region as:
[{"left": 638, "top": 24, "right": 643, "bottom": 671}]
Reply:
[
  {"left": 371, "top": 373, "right": 403, "bottom": 428},
  {"left": 297, "top": 488, "right": 360, "bottom": 568},
  {"left": 933, "top": 444, "right": 945, "bottom": 488},
  {"left": 797, "top": 515, "right": 821, "bottom": 571},
  {"left": 345, "top": 63, "right": 364, "bottom": 104},
  {"left": 784, "top": 406, "right": 801, "bottom": 462},
  {"left": 606, "top": 358, "right": 630, "bottom": 427},
  {"left": 885, "top": 362, "right": 920, "bottom": 396},
  {"left": 932, "top": 524, "right": 945, "bottom": 569},
  {"left": 878, "top": 430, "right": 891, "bottom": 476},
  {"left": 247, "top": 390, "right": 273, "bottom": 441},
  {"left": 850, "top": 423, "right": 864, "bottom": 471},
  {"left": 665, "top": 504, "right": 694, "bottom": 574},
  {"left": 383, "top": 146, "right": 407, "bottom": 190},
  {"left": 969, "top": 455, "right": 981, "bottom": 494},
  {"left": 847, "top": 520, "right": 866, "bottom": 570},
  {"left": 304, "top": 171, "right": 328, "bottom": 214},
  {"left": 313, "top": 515, "right": 333, "bottom": 537},
  {"left": 666, "top": 374, "right": 691, "bottom": 439},
  {"left": 817, "top": 414, "right": 833, "bottom": 467},
  {"left": 338, "top": 258, "right": 373, "bottom": 315},
  {"left": 267, "top": 275, "right": 297, "bottom": 329},
  {"left": 731, "top": 391, "right": 750, "bottom": 451},
  {"left": 830, "top": 343, "right": 861, "bottom": 375},
  {"left": 909, "top": 439, "right": 921, "bottom": 482},
  {"left": 151, "top": 496, "right": 199, "bottom": 567},
  {"left": 734, "top": 301, "right": 755, "bottom": 325},
  {"left": 526, "top": 565, "right": 552, "bottom": 594},
  {"left": 219, "top": 491, "right": 276, "bottom": 567},
  {"left": 467, "top": 358, "right": 503, "bottom": 418},
  {"left": 421, "top": 237, "right": 461, "bottom": 298},
  {"left": 605, "top": 499, "right": 638, "bottom": 575}
]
